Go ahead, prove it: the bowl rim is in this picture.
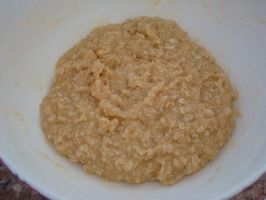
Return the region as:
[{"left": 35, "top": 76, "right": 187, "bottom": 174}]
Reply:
[{"left": 1, "top": 149, "right": 266, "bottom": 200}]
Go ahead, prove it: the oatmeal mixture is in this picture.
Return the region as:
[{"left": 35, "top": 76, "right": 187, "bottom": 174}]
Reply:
[{"left": 40, "top": 17, "right": 238, "bottom": 184}]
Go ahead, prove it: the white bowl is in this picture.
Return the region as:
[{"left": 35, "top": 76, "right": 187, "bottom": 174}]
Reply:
[{"left": 0, "top": 1, "right": 266, "bottom": 200}]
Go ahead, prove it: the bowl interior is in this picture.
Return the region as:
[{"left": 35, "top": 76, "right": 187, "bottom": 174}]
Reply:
[{"left": 0, "top": 1, "right": 266, "bottom": 200}]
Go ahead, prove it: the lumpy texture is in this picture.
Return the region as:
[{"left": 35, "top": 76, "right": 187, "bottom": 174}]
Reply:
[{"left": 41, "top": 17, "right": 238, "bottom": 184}]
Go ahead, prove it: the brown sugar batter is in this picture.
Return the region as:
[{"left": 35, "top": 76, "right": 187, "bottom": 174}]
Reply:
[{"left": 40, "top": 17, "right": 238, "bottom": 184}]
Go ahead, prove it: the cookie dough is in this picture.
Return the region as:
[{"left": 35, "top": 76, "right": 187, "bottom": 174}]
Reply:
[{"left": 40, "top": 17, "right": 238, "bottom": 184}]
